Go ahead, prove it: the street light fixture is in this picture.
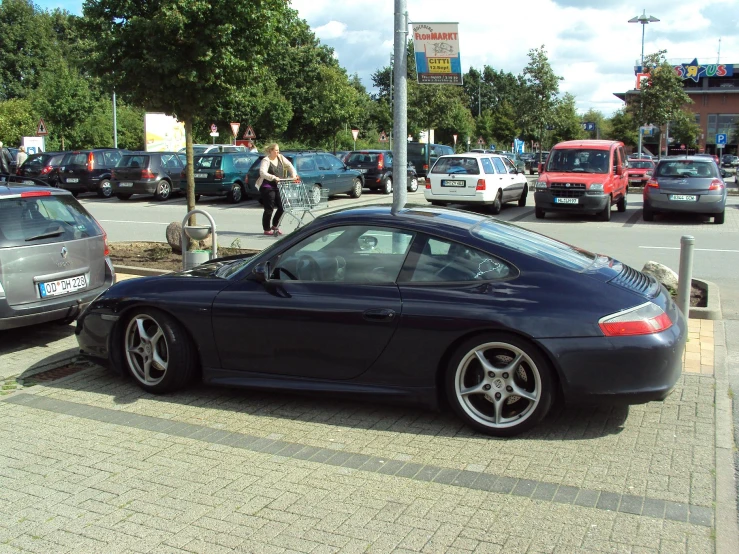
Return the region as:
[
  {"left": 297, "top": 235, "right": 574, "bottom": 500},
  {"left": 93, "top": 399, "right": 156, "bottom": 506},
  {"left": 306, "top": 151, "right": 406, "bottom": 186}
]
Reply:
[{"left": 629, "top": 9, "right": 659, "bottom": 157}]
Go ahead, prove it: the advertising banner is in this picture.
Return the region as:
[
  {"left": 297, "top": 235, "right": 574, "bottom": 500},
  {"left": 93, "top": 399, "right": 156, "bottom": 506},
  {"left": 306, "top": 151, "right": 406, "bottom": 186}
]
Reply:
[
  {"left": 22, "top": 137, "right": 45, "bottom": 155},
  {"left": 412, "top": 22, "right": 463, "bottom": 85},
  {"left": 144, "top": 113, "right": 185, "bottom": 152}
]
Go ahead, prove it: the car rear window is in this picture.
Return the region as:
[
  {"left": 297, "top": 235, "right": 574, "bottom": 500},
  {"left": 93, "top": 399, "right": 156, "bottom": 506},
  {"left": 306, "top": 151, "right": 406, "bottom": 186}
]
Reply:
[
  {"left": 346, "top": 153, "right": 383, "bottom": 164},
  {"left": 194, "top": 155, "right": 222, "bottom": 169},
  {"left": 655, "top": 160, "right": 717, "bottom": 178},
  {"left": 431, "top": 157, "right": 480, "bottom": 175},
  {"left": 0, "top": 193, "right": 102, "bottom": 248},
  {"left": 118, "top": 155, "right": 150, "bottom": 168},
  {"left": 62, "top": 152, "right": 89, "bottom": 166},
  {"left": 23, "top": 155, "right": 46, "bottom": 170}
]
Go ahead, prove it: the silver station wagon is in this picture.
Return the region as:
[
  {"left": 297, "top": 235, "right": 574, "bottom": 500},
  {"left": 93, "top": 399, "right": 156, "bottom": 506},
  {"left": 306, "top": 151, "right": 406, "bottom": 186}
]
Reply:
[{"left": 0, "top": 182, "right": 115, "bottom": 330}]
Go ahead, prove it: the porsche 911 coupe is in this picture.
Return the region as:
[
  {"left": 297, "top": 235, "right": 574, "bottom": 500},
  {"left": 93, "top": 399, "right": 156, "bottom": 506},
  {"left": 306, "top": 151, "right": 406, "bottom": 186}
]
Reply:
[{"left": 76, "top": 206, "right": 686, "bottom": 436}]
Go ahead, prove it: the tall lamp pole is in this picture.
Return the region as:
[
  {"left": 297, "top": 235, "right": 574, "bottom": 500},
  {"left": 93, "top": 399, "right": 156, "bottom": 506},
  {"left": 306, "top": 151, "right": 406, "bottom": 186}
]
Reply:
[{"left": 629, "top": 9, "right": 659, "bottom": 157}]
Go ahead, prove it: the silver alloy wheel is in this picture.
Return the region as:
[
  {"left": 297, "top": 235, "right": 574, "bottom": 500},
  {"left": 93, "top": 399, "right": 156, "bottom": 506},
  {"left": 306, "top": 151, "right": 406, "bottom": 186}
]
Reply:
[
  {"left": 99, "top": 180, "right": 112, "bottom": 197},
  {"left": 311, "top": 185, "right": 321, "bottom": 205},
  {"left": 125, "top": 314, "right": 169, "bottom": 386},
  {"left": 454, "top": 341, "right": 541, "bottom": 429},
  {"left": 408, "top": 177, "right": 418, "bottom": 192},
  {"left": 384, "top": 177, "right": 393, "bottom": 194},
  {"left": 158, "top": 180, "right": 171, "bottom": 199},
  {"left": 352, "top": 178, "right": 362, "bottom": 197}
]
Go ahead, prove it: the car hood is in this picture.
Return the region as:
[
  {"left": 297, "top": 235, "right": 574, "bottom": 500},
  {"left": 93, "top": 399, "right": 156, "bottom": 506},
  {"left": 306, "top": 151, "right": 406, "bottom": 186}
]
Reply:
[{"left": 543, "top": 172, "right": 609, "bottom": 182}]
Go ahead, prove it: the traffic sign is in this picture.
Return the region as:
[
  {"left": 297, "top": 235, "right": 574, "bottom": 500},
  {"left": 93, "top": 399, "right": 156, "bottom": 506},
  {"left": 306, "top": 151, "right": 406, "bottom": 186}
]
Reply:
[
  {"left": 716, "top": 133, "right": 727, "bottom": 145},
  {"left": 351, "top": 128, "right": 359, "bottom": 141},
  {"left": 36, "top": 118, "right": 48, "bottom": 136},
  {"left": 243, "top": 125, "right": 256, "bottom": 139},
  {"left": 680, "top": 144, "right": 686, "bottom": 150},
  {"left": 581, "top": 122, "right": 596, "bottom": 132},
  {"left": 452, "top": 134, "right": 458, "bottom": 146},
  {"left": 210, "top": 123, "right": 217, "bottom": 133},
  {"left": 230, "top": 122, "right": 240, "bottom": 138},
  {"left": 209, "top": 132, "right": 219, "bottom": 137},
  {"left": 477, "top": 136, "right": 484, "bottom": 145},
  {"left": 379, "top": 131, "right": 388, "bottom": 142}
]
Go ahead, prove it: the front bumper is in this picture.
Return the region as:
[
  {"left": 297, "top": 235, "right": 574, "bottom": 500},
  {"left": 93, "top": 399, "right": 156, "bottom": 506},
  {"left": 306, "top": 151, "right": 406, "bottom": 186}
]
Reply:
[
  {"left": 534, "top": 190, "right": 609, "bottom": 213},
  {"left": 644, "top": 189, "right": 726, "bottom": 215}
]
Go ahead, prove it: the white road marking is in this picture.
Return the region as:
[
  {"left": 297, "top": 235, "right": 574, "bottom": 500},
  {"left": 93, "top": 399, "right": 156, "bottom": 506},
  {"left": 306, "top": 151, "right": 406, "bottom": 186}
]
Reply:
[
  {"left": 639, "top": 246, "right": 739, "bottom": 253},
  {"left": 97, "top": 219, "right": 170, "bottom": 226}
]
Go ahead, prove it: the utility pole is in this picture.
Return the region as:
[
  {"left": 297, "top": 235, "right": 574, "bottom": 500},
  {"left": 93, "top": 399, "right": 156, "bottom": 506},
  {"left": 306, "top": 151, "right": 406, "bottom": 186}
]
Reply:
[
  {"left": 391, "top": 0, "right": 408, "bottom": 214},
  {"left": 112, "top": 89, "right": 118, "bottom": 148},
  {"left": 629, "top": 10, "right": 660, "bottom": 157}
]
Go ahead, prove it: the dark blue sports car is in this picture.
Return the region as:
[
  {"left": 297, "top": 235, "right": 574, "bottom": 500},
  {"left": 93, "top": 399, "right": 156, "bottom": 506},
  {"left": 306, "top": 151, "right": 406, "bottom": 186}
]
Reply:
[{"left": 77, "top": 206, "right": 686, "bottom": 437}]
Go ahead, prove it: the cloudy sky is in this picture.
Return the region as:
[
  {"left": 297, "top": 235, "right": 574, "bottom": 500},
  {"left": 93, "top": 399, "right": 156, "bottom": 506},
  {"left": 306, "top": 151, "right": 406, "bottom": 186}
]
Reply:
[{"left": 37, "top": 0, "right": 739, "bottom": 116}]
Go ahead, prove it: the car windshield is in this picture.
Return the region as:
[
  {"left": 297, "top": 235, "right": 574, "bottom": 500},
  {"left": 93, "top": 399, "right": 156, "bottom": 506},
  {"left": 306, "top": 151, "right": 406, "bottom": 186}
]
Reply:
[
  {"left": 471, "top": 219, "right": 604, "bottom": 272},
  {"left": 0, "top": 193, "right": 102, "bottom": 248},
  {"left": 655, "top": 160, "right": 717, "bottom": 178},
  {"left": 431, "top": 157, "right": 480, "bottom": 175},
  {"left": 630, "top": 161, "right": 654, "bottom": 169},
  {"left": 546, "top": 149, "right": 610, "bottom": 174}
]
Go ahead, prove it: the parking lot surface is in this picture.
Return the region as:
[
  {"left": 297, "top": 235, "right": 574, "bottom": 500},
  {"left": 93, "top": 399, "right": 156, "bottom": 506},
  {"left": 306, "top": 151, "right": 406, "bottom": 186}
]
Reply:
[{"left": 0, "top": 318, "right": 724, "bottom": 553}]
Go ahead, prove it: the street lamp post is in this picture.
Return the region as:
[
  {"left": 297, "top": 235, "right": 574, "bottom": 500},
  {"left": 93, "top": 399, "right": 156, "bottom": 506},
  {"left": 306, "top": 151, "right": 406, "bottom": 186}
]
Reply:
[{"left": 629, "top": 9, "right": 659, "bottom": 157}]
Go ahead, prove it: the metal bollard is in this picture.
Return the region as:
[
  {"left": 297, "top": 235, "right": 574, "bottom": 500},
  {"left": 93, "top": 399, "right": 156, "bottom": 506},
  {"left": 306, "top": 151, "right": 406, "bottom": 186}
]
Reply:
[{"left": 676, "top": 235, "right": 695, "bottom": 317}]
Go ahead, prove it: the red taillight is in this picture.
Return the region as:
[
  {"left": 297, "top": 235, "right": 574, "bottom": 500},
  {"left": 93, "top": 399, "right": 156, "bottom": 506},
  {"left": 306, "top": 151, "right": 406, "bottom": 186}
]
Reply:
[
  {"left": 599, "top": 302, "right": 672, "bottom": 337},
  {"left": 87, "top": 152, "right": 94, "bottom": 172},
  {"left": 709, "top": 179, "right": 724, "bottom": 191},
  {"left": 214, "top": 170, "right": 224, "bottom": 180},
  {"left": 103, "top": 229, "right": 110, "bottom": 256},
  {"left": 646, "top": 178, "right": 659, "bottom": 188},
  {"left": 377, "top": 154, "right": 384, "bottom": 170},
  {"left": 181, "top": 171, "right": 186, "bottom": 179},
  {"left": 21, "top": 191, "right": 52, "bottom": 197},
  {"left": 425, "top": 181, "right": 431, "bottom": 189},
  {"left": 41, "top": 166, "right": 52, "bottom": 175},
  {"left": 141, "top": 169, "right": 156, "bottom": 179},
  {"left": 476, "top": 179, "right": 486, "bottom": 191},
  {"left": 423, "top": 164, "right": 429, "bottom": 171}
]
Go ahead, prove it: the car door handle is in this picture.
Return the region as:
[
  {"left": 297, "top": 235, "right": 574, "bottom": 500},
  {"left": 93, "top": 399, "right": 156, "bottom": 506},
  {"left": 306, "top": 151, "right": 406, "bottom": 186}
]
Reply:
[{"left": 363, "top": 308, "right": 396, "bottom": 322}]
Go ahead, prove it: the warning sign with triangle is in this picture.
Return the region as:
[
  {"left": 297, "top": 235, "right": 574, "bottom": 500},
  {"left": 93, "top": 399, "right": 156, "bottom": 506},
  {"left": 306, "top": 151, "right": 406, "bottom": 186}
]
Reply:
[
  {"left": 37, "top": 118, "right": 48, "bottom": 136},
  {"left": 379, "top": 131, "right": 388, "bottom": 142},
  {"left": 243, "top": 125, "right": 256, "bottom": 139},
  {"left": 477, "top": 136, "right": 485, "bottom": 145},
  {"left": 230, "top": 122, "right": 240, "bottom": 138}
]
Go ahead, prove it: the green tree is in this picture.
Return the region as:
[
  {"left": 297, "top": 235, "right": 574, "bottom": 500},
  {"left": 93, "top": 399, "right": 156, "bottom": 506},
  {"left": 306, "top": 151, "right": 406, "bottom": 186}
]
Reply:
[
  {"left": 581, "top": 108, "right": 610, "bottom": 140},
  {"left": 632, "top": 50, "right": 692, "bottom": 128},
  {"left": 668, "top": 109, "right": 701, "bottom": 149},
  {"left": 304, "top": 65, "right": 361, "bottom": 152},
  {"left": 550, "top": 94, "right": 584, "bottom": 144},
  {"left": 83, "top": 0, "right": 295, "bottom": 225},
  {"left": 608, "top": 107, "right": 639, "bottom": 147},
  {"left": 0, "top": 98, "right": 39, "bottom": 145},
  {"left": 519, "top": 46, "right": 562, "bottom": 147}
]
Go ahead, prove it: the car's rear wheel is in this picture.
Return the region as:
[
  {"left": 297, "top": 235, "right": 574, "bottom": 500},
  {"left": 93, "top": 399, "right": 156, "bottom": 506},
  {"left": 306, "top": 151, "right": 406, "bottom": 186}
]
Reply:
[
  {"left": 430, "top": 201, "right": 447, "bottom": 207},
  {"left": 227, "top": 183, "right": 243, "bottom": 203},
  {"left": 348, "top": 177, "right": 363, "bottom": 198},
  {"left": 122, "top": 308, "right": 197, "bottom": 394},
  {"left": 154, "top": 180, "right": 172, "bottom": 201},
  {"left": 517, "top": 185, "right": 528, "bottom": 207},
  {"left": 311, "top": 184, "right": 322, "bottom": 205},
  {"left": 715, "top": 210, "right": 725, "bottom": 224},
  {"left": 445, "top": 333, "right": 555, "bottom": 437},
  {"left": 408, "top": 176, "right": 419, "bottom": 192},
  {"left": 116, "top": 193, "right": 132, "bottom": 200},
  {"left": 382, "top": 177, "right": 393, "bottom": 195},
  {"left": 535, "top": 207, "right": 545, "bottom": 219},
  {"left": 643, "top": 203, "right": 654, "bottom": 221},
  {"left": 598, "top": 196, "right": 612, "bottom": 221},
  {"left": 617, "top": 193, "right": 627, "bottom": 213},
  {"left": 489, "top": 190, "right": 502, "bottom": 215},
  {"left": 195, "top": 194, "right": 201, "bottom": 202},
  {"left": 97, "top": 179, "right": 112, "bottom": 198}
]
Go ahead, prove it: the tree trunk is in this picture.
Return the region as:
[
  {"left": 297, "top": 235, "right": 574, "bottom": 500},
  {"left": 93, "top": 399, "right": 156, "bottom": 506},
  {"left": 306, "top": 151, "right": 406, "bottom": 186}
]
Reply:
[{"left": 185, "top": 118, "right": 196, "bottom": 232}]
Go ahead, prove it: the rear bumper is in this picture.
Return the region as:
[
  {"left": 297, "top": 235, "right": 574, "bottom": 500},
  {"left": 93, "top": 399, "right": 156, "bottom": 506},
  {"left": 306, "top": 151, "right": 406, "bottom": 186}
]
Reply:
[
  {"left": 0, "top": 259, "right": 115, "bottom": 331},
  {"left": 111, "top": 180, "right": 159, "bottom": 195},
  {"left": 534, "top": 191, "right": 609, "bottom": 213},
  {"left": 644, "top": 189, "right": 726, "bottom": 214}
]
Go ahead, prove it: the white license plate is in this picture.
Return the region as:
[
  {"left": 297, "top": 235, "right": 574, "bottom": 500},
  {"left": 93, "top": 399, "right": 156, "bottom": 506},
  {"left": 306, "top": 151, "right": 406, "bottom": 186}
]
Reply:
[
  {"left": 24, "top": 180, "right": 34, "bottom": 185},
  {"left": 119, "top": 182, "right": 133, "bottom": 187},
  {"left": 555, "top": 197, "right": 579, "bottom": 204},
  {"left": 38, "top": 275, "right": 87, "bottom": 298},
  {"left": 358, "top": 169, "right": 368, "bottom": 173},
  {"left": 194, "top": 173, "right": 207, "bottom": 179},
  {"left": 66, "top": 178, "right": 79, "bottom": 183},
  {"left": 442, "top": 179, "right": 466, "bottom": 187},
  {"left": 670, "top": 194, "right": 697, "bottom": 201}
]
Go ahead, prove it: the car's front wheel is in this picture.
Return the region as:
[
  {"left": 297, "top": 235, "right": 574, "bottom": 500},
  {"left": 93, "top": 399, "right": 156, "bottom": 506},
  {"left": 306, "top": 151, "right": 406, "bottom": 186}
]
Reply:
[
  {"left": 535, "top": 207, "right": 545, "bottom": 219},
  {"left": 617, "top": 193, "right": 627, "bottom": 213},
  {"left": 122, "top": 308, "right": 198, "bottom": 394},
  {"left": 518, "top": 185, "right": 528, "bottom": 207},
  {"left": 599, "top": 196, "right": 612, "bottom": 221},
  {"left": 445, "top": 333, "right": 555, "bottom": 437}
]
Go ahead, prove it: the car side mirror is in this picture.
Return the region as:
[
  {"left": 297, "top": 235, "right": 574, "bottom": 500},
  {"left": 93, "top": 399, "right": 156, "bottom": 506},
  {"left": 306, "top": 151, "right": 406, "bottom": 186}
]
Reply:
[
  {"left": 253, "top": 262, "right": 270, "bottom": 283},
  {"left": 616, "top": 165, "right": 624, "bottom": 176},
  {"left": 538, "top": 163, "right": 545, "bottom": 174}
]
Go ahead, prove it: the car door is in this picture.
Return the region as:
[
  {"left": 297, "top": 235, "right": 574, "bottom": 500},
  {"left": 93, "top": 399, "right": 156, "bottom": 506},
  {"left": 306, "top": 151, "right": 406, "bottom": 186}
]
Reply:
[
  {"left": 500, "top": 156, "right": 524, "bottom": 201},
  {"left": 327, "top": 153, "right": 352, "bottom": 192},
  {"left": 315, "top": 154, "right": 338, "bottom": 193},
  {"left": 211, "top": 225, "right": 414, "bottom": 380},
  {"left": 490, "top": 157, "right": 509, "bottom": 197}
]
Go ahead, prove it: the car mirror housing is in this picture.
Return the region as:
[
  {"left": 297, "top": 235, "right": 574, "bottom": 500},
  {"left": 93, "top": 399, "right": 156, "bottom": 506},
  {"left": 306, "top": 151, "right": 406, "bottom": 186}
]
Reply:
[
  {"left": 253, "top": 262, "right": 270, "bottom": 283},
  {"left": 538, "top": 163, "right": 545, "bottom": 174},
  {"left": 616, "top": 164, "right": 624, "bottom": 176}
]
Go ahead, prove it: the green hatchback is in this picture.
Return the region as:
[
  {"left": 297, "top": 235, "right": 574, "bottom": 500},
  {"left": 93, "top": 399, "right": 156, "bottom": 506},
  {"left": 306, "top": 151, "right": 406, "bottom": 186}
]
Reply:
[{"left": 189, "top": 152, "right": 259, "bottom": 203}]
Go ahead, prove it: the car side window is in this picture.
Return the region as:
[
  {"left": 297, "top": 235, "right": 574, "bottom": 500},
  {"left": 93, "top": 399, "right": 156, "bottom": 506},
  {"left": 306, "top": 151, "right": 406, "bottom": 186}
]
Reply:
[
  {"left": 502, "top": 157, "right": 516, "bottom": 173},
  {"left": 492, "top": 157, "right": 508, "bottom": 174},
  {"left": 480, "top": 158, "right": 496, "bottom": 174},
  {"left": 326, "top": 154, "right": 345, "bottom": 170},
  {"left": 404, "top": 236, "right": 513, "bottom": 283},
  {"left": 316, "top": 155, "right": 333, "bottom": 171},
  {"left": 272, "top": 225, "right": 414, "bottom": 284},
  {"left": 295, "top": 156, "right": 317, "bottom": 172}
]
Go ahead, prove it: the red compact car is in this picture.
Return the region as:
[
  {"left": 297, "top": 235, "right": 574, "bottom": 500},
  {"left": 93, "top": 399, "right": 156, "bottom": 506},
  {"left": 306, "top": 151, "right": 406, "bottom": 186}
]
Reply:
[{"left": 626, "top": 159, "right": 655, "bottom": 186}]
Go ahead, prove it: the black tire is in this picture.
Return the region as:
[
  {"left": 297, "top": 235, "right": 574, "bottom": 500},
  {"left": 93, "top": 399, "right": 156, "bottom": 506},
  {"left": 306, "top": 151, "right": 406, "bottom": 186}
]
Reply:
[
  {"left": 714, "top": 210, "right": 725, "bottom": 224},
  {"left": 489, "top": 190, "right": 502, "bottom": 215},
  {"left": 382, "top": 177, "right": 393, "bottom": 195},
  {"left": 154, "top": 180, "right": 172, "bottom": 201},
  {"left": 445, "top": 333, "right": 555, "bottom": 437},
  {"left": 598, "top": 197, "right": 612, "bottom": 221},
  {"left": 227, "top": 183, "right": 243, "bottom": 203},
  {"left": 535, "top": 207, "right": 545, "bottom": 219},
  {"left": 195, "top": 194, "right": 201, "bottom": 202},
  {"left": 97, "top": 179, "right": 112, "bottom": 198},
  {"left": 70, "top": 190, "right": 79, "bottom": 198},
  {"left": 116, "top": 193, "right": 132, "bottom": 200},
  {"left": 517, "top": 185, "right": 528, "bottom": 207},
  {"left": 642, "top": 203, "right": 654, "bottom": 222},
  {"left": 348, "top": 177, "right": 363, "bottom": 198},
  {"left": 430, "top": 201, "right": 447, "bottom": 207},
  {"left": 408, "top": 176, "right": 419, "bottom": 192},
  {"left": 121, "top": 308, "right": 198, "bottom": 394},
  {"left": 616, "top": 193, "right": 627, "bottom": 213}
]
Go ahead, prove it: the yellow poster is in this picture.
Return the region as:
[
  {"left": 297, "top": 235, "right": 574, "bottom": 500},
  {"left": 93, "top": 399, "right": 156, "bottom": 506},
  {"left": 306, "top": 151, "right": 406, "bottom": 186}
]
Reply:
[{"left": 144, "top": 113, "right": 185, "bottom": 152}]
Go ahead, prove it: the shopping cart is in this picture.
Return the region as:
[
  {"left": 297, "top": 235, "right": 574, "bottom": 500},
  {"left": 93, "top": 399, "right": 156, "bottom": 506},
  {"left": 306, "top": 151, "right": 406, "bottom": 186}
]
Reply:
[{"left": 277, "top": 178, "right": 329, "bottom": 229}]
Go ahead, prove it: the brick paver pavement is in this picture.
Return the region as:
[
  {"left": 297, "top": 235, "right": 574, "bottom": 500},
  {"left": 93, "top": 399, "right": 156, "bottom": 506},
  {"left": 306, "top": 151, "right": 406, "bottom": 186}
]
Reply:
[{"left": 0, "top": 320, "right": 725, "bottom": 553}]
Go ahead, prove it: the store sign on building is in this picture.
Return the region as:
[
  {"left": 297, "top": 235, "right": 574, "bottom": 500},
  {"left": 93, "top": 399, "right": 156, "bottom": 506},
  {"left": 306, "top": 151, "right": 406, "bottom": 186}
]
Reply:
[{"left": 674, "top": 59, "right": 733, "bottom": 82}]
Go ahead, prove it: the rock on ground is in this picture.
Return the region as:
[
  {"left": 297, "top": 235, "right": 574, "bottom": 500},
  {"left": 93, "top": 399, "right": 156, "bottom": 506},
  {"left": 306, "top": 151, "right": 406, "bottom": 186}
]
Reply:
[{"left": 642, "top": 261, "right": 678, "bottom": 293}]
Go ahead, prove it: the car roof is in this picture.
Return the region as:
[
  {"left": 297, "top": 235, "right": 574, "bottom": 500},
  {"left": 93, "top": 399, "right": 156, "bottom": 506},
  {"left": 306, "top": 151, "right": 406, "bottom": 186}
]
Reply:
[
  {"left": 438, "top": 152, "right": 504, "bottom": 158},
  {"left": 0, "top": 183, "right": 73, "bottom": 198},
  {"left": 553, "top": 140, "right": 621, "bottom": 149},
  {"left": 316, "top": 204, "right": 487, "bottom": 232},
  {"left": 348, "top": 150, "right": 390, "bottom": 153},
  {"left": 659, "top": 155, "right": 716, "bottom": 162}
]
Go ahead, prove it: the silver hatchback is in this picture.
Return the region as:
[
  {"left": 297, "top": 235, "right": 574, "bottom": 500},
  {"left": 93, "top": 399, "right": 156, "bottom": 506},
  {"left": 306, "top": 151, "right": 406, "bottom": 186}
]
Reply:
[{"left": 0, "top": 182, "right": 115, "bottom": 330}]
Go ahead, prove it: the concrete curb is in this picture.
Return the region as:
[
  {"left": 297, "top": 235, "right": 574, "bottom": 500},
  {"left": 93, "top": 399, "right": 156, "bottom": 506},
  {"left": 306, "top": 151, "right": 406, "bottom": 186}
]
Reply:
[
  {"left": 113, "top": 265, "right": 173, "bottom": 277},
  {"left": 690, "top": 279, "right": 722, "bottom": 320},
  {"left": 713, "top": 320, "right": 739, "bottom": 553}
]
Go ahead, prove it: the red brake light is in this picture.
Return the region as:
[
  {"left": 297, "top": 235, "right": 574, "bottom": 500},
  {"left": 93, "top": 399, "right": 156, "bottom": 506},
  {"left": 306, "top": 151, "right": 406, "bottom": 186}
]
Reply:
[
  {"left": 87, "top": 152, "right": 94, "bottom": 172},
  {"left": 377, "top": 154, "right": 384, "bottom": 170},
  {"left": 709, "top": 179, "right": 724, "bottom": 191},
  {"left": 41, "top": 166, "right": 52, "bottom": 175},
  {"left": 425, "top": 181, "right": 431, "bottom": 189},
  {"left": 646, "top": 178, "right": 659, "bottom": 188},
  {"left": 599, "top": 303, "right": 672, "bottom": 337},
  {"left": 21, "top": 191, "right": 52, "bottom": 197},
  {"left": 141, "top": 169, "right": 156, "bottom": 179},
  {"left": 103, "top": 229, "right": 109, "bottom": 256},
  {"left": 476, "top": 179, "right": 486, "bottom": 191},
  {"left": 214, "top": 169, "right": 224, "bottom": 179},
  {"left": 423, "top": 164, "right": 429, "bottom": 171}
]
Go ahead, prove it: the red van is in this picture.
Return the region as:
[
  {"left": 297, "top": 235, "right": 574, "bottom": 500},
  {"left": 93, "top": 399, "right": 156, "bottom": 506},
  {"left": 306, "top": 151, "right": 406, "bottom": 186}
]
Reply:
[{"left": 533, "top": 140, "right": 629, "bottom": 221}]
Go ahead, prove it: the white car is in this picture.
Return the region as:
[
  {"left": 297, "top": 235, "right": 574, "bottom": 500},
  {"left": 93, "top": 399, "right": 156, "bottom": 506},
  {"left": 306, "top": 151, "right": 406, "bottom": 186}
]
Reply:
[{"left": 424, "top": 153, "right": 528, "bottom": 213}]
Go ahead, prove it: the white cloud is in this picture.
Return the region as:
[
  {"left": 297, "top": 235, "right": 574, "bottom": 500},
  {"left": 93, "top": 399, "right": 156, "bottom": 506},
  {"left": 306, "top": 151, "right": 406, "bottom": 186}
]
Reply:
[{"left": 313, "top": 21, "right": 347, "bottom": 40}]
